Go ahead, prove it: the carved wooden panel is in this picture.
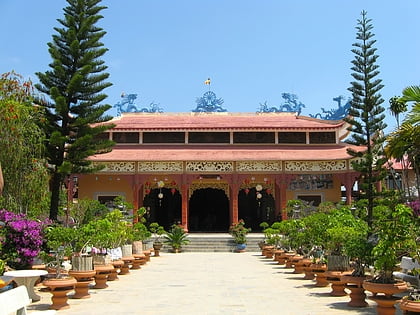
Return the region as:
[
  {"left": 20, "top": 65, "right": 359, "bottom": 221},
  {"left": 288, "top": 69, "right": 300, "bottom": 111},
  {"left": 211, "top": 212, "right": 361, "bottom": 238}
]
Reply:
[
  {"left": 285, "top": 160, "right": 347, "bottom": 172},
  {"left": 186, "top": 161, "right": 233, "bottom": 173},
  {"left": 138, "top": 162, "right": 183, "bottom": 172},
  {"left": 96, "top": 162, "right": 136, "bottom": 173},
  {"left": 236, "top": 161, "right": 281, "bottom": 172}
]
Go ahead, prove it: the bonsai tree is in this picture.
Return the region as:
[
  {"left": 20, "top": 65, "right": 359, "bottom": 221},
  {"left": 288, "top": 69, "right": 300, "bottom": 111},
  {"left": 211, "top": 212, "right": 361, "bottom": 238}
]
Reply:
[
  {"left": 42, "top": 225, "right": 74, "bottom": 278},
  {"left": 132, "top": 222, "right": 151, "bottom": 242},
  {"left": 149, "top": 222, "right": 166, "bottom": 245},
  {"left": 164, "top": 224, "right": 190, "bottom": 252},
  {"left": 228, "top": 220, "right": 251, "bottom": 244},
  {"left": 370, "top": 203, "right": 418, "bottom": 283}
]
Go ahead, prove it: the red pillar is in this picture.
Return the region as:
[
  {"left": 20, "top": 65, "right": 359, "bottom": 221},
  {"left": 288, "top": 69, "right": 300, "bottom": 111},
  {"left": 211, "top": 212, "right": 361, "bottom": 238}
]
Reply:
[
  {"left": 181, "top": 183, "right": 189, "bottom": 232},
  {"left": 230, "top": 183, "right": 239, "bottom": 224}
]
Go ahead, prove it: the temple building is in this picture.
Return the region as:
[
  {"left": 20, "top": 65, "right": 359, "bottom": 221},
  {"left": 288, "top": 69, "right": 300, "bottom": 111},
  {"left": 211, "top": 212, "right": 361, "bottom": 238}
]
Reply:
[{"left": 71, "top": 108, "right": 363, "bottom": 232}]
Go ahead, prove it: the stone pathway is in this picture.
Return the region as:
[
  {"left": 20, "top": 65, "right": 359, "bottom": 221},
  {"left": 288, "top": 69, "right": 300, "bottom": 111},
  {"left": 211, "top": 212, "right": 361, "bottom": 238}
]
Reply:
[{"left": 28, "top": 252, "right": 404, "bottom": 315}]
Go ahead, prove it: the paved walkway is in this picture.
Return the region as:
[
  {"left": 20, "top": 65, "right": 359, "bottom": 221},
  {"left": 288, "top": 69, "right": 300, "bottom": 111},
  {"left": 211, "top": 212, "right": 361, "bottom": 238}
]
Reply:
[{"left": 27, "top": 252, "right": 404, "bottom": 315}]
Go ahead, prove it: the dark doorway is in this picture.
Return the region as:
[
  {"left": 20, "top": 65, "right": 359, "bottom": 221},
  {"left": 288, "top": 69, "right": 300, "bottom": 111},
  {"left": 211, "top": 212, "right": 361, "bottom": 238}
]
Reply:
[
  {"left": 238, "top": 188, "right": 276, "bottom": 231},
  {"left": 188, "top": 188, "right": 229, "bottom": 232},
  {"left": 143, "top": 188, "right": 182, "bottom": 230}
]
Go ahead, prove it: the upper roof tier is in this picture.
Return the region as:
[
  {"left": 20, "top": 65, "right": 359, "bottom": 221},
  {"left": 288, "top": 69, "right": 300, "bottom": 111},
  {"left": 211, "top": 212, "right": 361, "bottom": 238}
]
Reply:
[{"left": 102, "top": 112, "right": 351, "bottom": 140}]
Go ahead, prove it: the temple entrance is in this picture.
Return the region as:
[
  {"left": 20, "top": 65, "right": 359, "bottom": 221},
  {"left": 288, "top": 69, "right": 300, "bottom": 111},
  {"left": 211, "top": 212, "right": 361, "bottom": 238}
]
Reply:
[
  {"left": 188, "top": 188, "right": 229, "bottom": 232},
  {"left": 143, "top": 187, "right": 182, "bottom": 230},
  {"left": 238, "top": 188, "right": 276, "bottom": 231}
]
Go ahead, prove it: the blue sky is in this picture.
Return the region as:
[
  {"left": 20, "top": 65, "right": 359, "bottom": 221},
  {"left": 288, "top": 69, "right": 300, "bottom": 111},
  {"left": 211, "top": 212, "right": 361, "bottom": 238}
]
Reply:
[{"left": 1, "top": 1, "right": 419, "bottom": 133}]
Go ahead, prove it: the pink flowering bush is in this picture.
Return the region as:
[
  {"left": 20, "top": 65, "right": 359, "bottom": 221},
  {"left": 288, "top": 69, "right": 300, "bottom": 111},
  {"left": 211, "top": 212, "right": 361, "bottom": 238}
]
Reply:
[
  {"left": 408, "top": 200, "right": 420, "bottom": 217},
  {"left": 0, "top": 209, "right": 49, "bottom": 269}
]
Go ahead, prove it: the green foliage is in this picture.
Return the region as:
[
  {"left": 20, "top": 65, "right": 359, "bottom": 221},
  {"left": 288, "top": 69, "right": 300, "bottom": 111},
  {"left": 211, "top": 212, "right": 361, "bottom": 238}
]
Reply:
[
  {"left": 0, "top": 71, "right": 50, "bottom": 217},
  {"left": 70, "top": 198, "right": 108, "bottom": 225},
  {"left": 164, "top": 224, "right": 189, "bottom": 250},
  {"left": 371, "top": 203, "right": 418, "bottom": 283},
  {"left": 35, "top": 0, "right": 115, "bottom": 220},
  {"left": 344, "top": 11, "right": 387, "bottom": 228},
  {"left": 132, "top": 222, "right": 151, "bottom": 241},
  {"left": 83, "top": 210, "right": 131, "bottom": 249},
  {"left": 386, "top": 90, "right": 420, "bottom": 198},
  {"left": 229, "top": 220, "right": 251, "bottom": 244},
  {"left": 149, "top": 222, "right": 166, "bottom": 244},
  {"left": 43, "top": 225, "right": 75, "bottom": 278}
]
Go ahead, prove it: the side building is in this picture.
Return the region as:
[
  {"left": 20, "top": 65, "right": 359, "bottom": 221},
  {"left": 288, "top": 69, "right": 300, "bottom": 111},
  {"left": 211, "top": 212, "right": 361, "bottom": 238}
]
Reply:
[{"left": 71, "top": 112, "right": 363, "bottom": 232}]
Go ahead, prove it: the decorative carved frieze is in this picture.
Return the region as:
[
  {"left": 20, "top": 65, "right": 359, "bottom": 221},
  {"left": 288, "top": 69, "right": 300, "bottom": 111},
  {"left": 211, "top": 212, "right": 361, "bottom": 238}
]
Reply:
[
  {"left": 236, "top": 161, "right": 281, "bottom": 172},
  {"left": 186, "top": 161, "right": 233, "bottom": 173},
  {"left": 96, "top": 162, "right": 135, "bottom": 173},
  {"left": 284, "top": 160, "right": 347, "bottom": 172},
  {"left": 138, "top": 162, "right": 183, "bottom": 173}
]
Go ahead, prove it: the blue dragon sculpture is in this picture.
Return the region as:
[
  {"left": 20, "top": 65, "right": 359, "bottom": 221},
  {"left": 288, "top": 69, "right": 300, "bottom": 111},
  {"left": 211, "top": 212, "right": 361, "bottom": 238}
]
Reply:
[
  {"left": 257, "top": 93, "right": 305, "bottom": 115},
  {"left": 113, "top": 93, "right": 163, "bottom": 115},
  {"left": 310, "top": 96, "right": 351, "bottom": 120}
]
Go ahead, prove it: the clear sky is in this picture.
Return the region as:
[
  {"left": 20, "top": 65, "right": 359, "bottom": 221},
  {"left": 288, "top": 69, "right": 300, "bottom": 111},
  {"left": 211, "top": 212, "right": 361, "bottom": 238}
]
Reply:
[{"left": 1, "top": 1, "right": 419, "bottom": 133}]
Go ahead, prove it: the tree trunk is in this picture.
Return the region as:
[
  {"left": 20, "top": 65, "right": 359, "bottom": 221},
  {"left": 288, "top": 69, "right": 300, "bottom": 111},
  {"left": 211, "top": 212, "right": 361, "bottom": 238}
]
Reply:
[{"left": 49, "top": 172, "right": 62, "bottom": 221}]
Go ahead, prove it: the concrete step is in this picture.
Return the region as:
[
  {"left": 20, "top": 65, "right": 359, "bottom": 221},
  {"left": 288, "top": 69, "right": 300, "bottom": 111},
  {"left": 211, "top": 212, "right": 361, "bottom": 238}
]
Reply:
[{"left": 162, "top": 233, "right": 264, "bottom": 253}]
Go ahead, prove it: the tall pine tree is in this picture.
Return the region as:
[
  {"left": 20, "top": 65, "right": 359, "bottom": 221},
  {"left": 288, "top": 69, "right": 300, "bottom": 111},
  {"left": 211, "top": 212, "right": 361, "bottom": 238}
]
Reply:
[
  {"left": 36, "top": 0, "right": 115, "bottom": 221},
  {"left": 344, "top": 11, "right": 387, "bottom": 227}
]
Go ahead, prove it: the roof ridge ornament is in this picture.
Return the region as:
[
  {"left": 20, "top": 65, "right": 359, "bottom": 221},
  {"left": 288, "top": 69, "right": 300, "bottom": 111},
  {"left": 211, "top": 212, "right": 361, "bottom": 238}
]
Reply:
[
  {"left": 192, "top": 78, "right": 227, "bottom": 112},
  {"left": 309, "top": 95, "right": 351, "bottom": 120},
  {"left": 113, "top": 92, "right": 163, "bottom": 116},
  {"left": 257, "top": 93, "right": 306, "bottom": 115}
]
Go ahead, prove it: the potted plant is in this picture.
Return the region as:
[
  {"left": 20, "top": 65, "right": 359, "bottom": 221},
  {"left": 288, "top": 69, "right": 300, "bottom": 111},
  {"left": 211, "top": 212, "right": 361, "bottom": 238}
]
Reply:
[
  {"left": 132, "top": 207, "right": 151, "bottom": 254},
  {"left": 398, "top": 200, "right": 420, "bottom": 313},
  {"left": 42, "top": 225, "right": 77, "bottom": 310},
  {"left": 149, "top": 222, "right": 166, "bottom": 256},
  {"left": 164, "top": 224, "right": 190, "bottom": 253},
  {"left": 362, "top": 203, "right": 416, "bottom": 314},
  {"left": 228, "top": 219, "right": 251, "bottom": 252}
]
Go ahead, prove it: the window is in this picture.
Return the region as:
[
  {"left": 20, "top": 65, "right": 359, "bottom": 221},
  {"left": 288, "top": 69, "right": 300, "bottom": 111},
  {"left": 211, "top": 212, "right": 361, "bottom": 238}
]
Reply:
[
  {"left": 278, "top": 132, "right": 306, "bottom": 144},
  {"left": 188, "top": 132, "right": 230, "bottom": 143},
  {"left": 113, "top": 132, "right": 139, "bottom": 143},
  {"left": 233, "top": 132, "right": 275, "bottom": 144},
  {"left": 143, "top": 132, "right": 185, "bottom": 143},
  {"left": 94, "top": 132, "right": 109, "bottom": 141},
  {"left": 309, "top": 132, "right": 336, "bottom": 144}
]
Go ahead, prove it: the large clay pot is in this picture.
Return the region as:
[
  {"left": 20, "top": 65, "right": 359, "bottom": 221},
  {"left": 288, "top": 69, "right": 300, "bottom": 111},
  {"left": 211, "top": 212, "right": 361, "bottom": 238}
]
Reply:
[
  {"left": 341, "top": 274, "right": 371, "bottom": 307},
  {"left": 68, "top": 270, "right": 96, "bottom": 299},
  {"left": 363, "top": 280, "right": 408, "bottom": 315},
  {"left": 43, "top": 277, "right": 77, "bottom": 310},
  {"left": 325, "top": 271, "right": 350, "bottom": 296},
  {"left": 363, "top": 279, "right": 408, "bottom": 298},
  {"left": 399, "top": 296, "right": 420, "bottom": 314},
  {"left": 311, "top": 263, "right": 329, "bottom": 287},
  {"left": 153, "top": 242, "right": 163, "bottom": 257}
]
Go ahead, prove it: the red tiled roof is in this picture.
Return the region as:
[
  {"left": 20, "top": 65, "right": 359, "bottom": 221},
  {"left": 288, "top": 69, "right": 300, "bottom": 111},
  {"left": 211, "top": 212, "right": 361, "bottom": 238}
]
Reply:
[
  {"left": 103, "top": 112, "right": 345, "bottom": 131},
  {"left": 89, "top": 143, "right": 364, "bottom": 162}
]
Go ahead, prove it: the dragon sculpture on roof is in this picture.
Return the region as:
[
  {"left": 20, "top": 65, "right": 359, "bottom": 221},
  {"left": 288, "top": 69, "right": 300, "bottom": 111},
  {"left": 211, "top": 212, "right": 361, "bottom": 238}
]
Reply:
[{"left": 113, "top": 93, "right": 163, "bottom": 116}]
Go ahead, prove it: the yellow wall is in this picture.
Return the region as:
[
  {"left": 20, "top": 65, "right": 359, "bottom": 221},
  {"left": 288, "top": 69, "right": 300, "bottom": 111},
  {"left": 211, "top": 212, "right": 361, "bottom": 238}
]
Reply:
[
  {"left": 78, "top": 174, "right": 134, "bottom": 204},
  {"left": 285, "top": 175, "right": 342, "bottom": 204}
]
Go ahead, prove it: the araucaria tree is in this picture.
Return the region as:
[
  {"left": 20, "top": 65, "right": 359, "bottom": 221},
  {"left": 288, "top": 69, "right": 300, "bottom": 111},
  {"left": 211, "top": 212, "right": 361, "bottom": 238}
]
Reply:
[
  {"left": 36, "top": 0, "right": 115, "bottom": 220},
  {"left": 344, "top": 11, "right": 387, "bottom": 227}
]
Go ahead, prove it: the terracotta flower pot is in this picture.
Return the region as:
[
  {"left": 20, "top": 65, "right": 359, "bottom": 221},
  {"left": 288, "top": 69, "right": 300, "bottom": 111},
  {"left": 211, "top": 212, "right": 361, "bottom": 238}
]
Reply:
[
  {"left": 399, "top": 296, "right": 420, "bottom": 313},
  {"left": 43, "top": 277, "right": 77, "bottom": 310},
  {"left": 341, "top": 274, "right": 371, "bottom": 307},
  {"left": 363, "top": 279, "right": 408, "bottom": 315},
  {"left": 68, "top": 270, "right": 96, "bottom": 299}
]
